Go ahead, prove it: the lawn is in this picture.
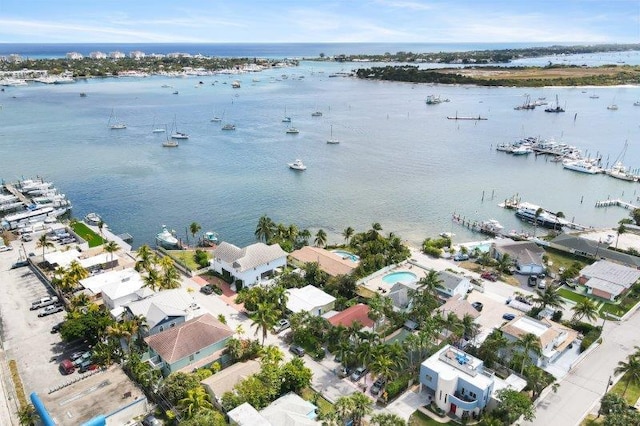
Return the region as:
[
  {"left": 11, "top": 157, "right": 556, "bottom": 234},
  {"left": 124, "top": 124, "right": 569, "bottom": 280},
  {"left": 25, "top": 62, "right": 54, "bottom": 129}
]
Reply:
[
  {"left": 70, "top": 221, "right": 105, "bottom": 248},
  {"left": 165, "top": 249, "right": 210, "bottom": 271},
  {"left": 599, "top": 303, "right": 626, "bottom": 318},
  {"left": 409, "top": 409, "right": 449, "bottom": 425},
  {"left": 610, "top": 372, "right": 640, "bottom": 406},
  {"left": 300, "top": 387, "right": 334, "bottom": 418},
  {"left": 557, "top": 287, "right": 589, "bottom": 304},
  {"left": 544, "top": 248, "right": 590, "bottom": 275}
]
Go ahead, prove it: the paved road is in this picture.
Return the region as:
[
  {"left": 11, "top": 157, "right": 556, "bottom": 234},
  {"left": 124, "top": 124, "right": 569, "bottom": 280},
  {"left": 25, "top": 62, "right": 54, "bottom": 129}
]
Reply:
[{"left": 525, "top": 309, "right": 640, "bottom": 426}]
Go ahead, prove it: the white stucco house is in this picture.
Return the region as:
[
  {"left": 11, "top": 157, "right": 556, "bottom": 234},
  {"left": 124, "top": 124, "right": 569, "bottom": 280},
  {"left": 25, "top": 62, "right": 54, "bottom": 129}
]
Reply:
[
  {"left": 210, "top": 242, "right": 287, "bottom": 289},
  {"left": 437, "top": 271, "right": 472, "bottom": 298},
  {"left": 286, "top": 285, "right": 336, "bottom": 316}
]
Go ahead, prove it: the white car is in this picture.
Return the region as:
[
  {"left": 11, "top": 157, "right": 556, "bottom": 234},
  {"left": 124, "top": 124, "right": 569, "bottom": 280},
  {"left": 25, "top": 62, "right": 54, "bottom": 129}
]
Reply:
[{"left": 0, "top": 245, "right": 12, "bottom": 252}]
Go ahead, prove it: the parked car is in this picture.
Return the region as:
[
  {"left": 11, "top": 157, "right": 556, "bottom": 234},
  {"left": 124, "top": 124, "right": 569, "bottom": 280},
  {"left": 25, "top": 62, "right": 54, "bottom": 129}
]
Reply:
[
  {"left": 51, "top": 322, "right": 64, "bottom": 334},
  {"left": 142, "top": 414, "right": 162, "bottom": 426},
  {"left": 502, "top": 313, "right": 516, "bottom": 321},
  {"left": 0, "top": 245, "right": 12, "bottom": 252},
  {"left": 73, "top": 351, "right": 92, "bottom": 367},
  {"left": 59, "top": 359, "right": 75, "bottom": 375},
  {"left": 38, "top": 304, "right": 64, "bottom": 317},
  {"left": 337, "top": 365, "right": 352, "bottom": 378},
  {"left": 527, "top": 276, "right": 538, "bottom": 287},
  {"left": 70, "top": 351, "right": 87, "bottom": 361},
  {"left": 350, "top": 367, "right": 368, "bottom": 382},
  {"left": 370, "top": 377, "right": 386, "bottom": 395},
  {"left": 78, "top": 359, "right": 98, "bottom": 373},
  {"left": 289, "top": 345, "right": 305, "bottom": 357},
  {"left": 30, "top": 296, "right": 59, "bottom": 310},
  {"left": 481, "top": 272, "right": 497, "bottom": 282},
  {"left": 537, "top": 280, "right": 547, "bottom": 290},
  {"left": 471, "top": 302, "right": 483, "bottom": 312},
  {"left": 453, "top": 253, "right": 470, "bottom": 261},
  {"left": 274, "top": 319, "right": 290, "bottom": 333},
  {"left": 515, "top": 295, "right": 532, "bottom": 305},
  {"left": 11, "top": 259, "right": 29, "bottom": 269},
  {"left": 200, "top": 284, "right": 214, "bottom": 295}
]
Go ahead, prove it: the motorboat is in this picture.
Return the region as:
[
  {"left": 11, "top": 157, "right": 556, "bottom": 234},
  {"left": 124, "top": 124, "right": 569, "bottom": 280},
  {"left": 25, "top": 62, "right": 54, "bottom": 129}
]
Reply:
[
  {"left": 203, "top": 231, "right": 219, "bottom": 246},
  {"left": 606, "top": 162, "right": 636, "bottom": 182},
  {"left": 476, "top": 219, "right": 504, "bottom": 235},
  {"left": 634, "top": 101, "right": 640, "bottom": 106},
  {"left": 156, "top": 226, "right": 179, "bottom": 249},
  {"left": 511, "top": 146, "right": 533, "bottom": 155},
  {"left": 544, "top": 95, "right": 565, "bottom": 113},
  {"left": 311, "top": 111, "right": 323, "bottom": 117},
  {"left": 170, "top": 131, "right": 189, "bottom": 140},
  {"left": 286, "top": 127, "right": 300, "bottom": 134},
  {"left": 288, "top": 159, "right": 307, "bottom": 171},
  {"left": 232, "top": 80, "right": 241, "bottom": 88},
  {"left": 607, "top": 104, "right": 618, "bottom": 110},
  {"left": 515, "top": 202, "right": 563, "bottom": 230},
  {"left": 85, "top": 212, "right": 102, "bottom": 225},
  {"left": 425, "top": 95, "right": 450, "bottom": 105},
  {"left": 562, "top": 159, "right": 600, "bottom": 174},
  {"left": 211, "top": 116, "right": 222, "bottom": 122},
  {"left": 221, "top": 124, "right": 236, "bottom": 130},
  {"left": 162, "top": 140, "right": 179, "bottom": 147}
]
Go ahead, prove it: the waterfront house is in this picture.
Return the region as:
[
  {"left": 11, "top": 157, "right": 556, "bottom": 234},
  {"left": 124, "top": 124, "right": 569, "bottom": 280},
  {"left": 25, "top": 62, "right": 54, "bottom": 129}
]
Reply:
[
  {"left": 81, "top": 267, "right": 152, "bottom": 310},
  {"left": 227, "top": 393, "right": 319, "bottom": 426},
  {"left": 437, "top": 294, "right": 481, "bottom": 321},
  {"left": 289, "top": 246, "right": 356, "bottom": 276},
  {"left": 210, "top": 242, "right": 287, "bottom": 290},
  {"left": 578, "top": 260, "right": 640, "bottom": 301},
  {"left": 201, "top": 360, "right": 261, "bottom": 408},
  {"left": 326, "top": 303, "right": 374, "bottom": 330},
  {"left": 387, "top": 281, "right": 418, "bottom": 311},
  {"left": 123, "top": 288, "right": 203, "bottom": 336},
  {"left": 44, "top": 249, "right": 117, "bottom": 272},
  {"left": 419, "top": 345, "right": 495, "bottom": 419},
  {"left": 286, "top": 285, "right": 336, "bottom": 316},
  {"left": 437, "top": 271, "right": 472, "bottom": 298},
  {"left": 549, "top": 234, "right": 640, "bottom": 268},
  {"left": 492, "top": 240, "right": 545, "bottom": 275},
  {"left": 500, "top": 315, "right": 578, "bottom": 366},
  {"left": 145, "top": 313, "right": 234, "bottom": 377}
]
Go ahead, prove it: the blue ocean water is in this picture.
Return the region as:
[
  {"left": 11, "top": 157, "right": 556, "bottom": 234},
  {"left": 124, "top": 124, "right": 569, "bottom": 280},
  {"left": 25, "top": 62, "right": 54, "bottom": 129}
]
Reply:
[
  {"left": 1, "top": 45, "right": 639, "bottom": 249},
  {"left": 0, "top": 42, "right": 559, "bottom": 59}
]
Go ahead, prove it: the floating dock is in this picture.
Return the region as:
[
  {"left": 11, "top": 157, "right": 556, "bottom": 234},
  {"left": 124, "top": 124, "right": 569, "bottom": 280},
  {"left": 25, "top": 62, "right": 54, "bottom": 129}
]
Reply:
[{"left": 595, "top": 199, "right": 639, "bottom": 210}]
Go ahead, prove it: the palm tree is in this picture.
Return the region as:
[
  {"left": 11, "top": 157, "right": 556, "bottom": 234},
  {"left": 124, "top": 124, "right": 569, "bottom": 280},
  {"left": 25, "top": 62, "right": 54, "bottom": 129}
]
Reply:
[
  {"left": 255, "top": 215, "right": 275, "bottom": 242},
  {"left": 461, "top": 313, "right": 480, "bottom": 343},
  {"left": 143, "top": 268, "right": 162, "bottom": 291},
  {"left": 614, "top": 354, "right": 640, "bottom": 397},
  {"left": 103, "top": 240, "right": 120, "bottom": 263},
  {"left": 534, "top": 207, "right": 544, "bottom": 237},
  {"left": 250, "top": 302, "right": 280, "bottom": 345},
  {"left": 571, "top": 298, "right": 599, "bottom": 323},
  {"left": 135, "top": 244, "right": 155, "bottom": 272},
  {"left": 17, "top": 404, "right": 37, "bottom": 426},
  {"left": 496, "top": 253, "right": 512, "bottom": 275},
  {"left": 369, "top": 346, "right": 397, "bottom": 395},
  {"left": 342, "top": 226, "right": 355, "bottom": 244},
  {"left": 36, "top": 234, "right": 54, "bottom": 259},
  {"left": 160, "top": 265, "right": 181, "bottom": 289},
  {"left": 314, "top": 229, "right": 327, "bottom": 247},
  {"left": 97, "top": 219, "right": 105, "bottom": 238},
  {"left": 533, "top": 285, "right": 564, "bottom": 311},
  {"left": 417, "top": 270, "right": 442, "bottom": 298},
  {"left": 370, "top": 413, "right": 406, "bottom": 426},
  {"left": 516, "top": 333, "right": 542, "bottom": 375},
  {"left": 189, "top": 222, "right": 201, "bottom": 245},
  {"left": 525, "top": 365, "right": 557, "bottom": 400},
  {"left": 260, "top": 345, "right": 284, "bottom": 365},
  {"left": 178, "top": 387, "right": 213, "bottom": 419},
  {"left": 349, "top": 392, "right": 373, "bottom": 426},
  {"left": 334, "top": 395, "right": 356, "bottom": 425},
  {"left": 299, "top": 229, "right": 311, "bottom": 246},
  {"left": 615, "top": 219, "right": 632, "bottom": 249}
]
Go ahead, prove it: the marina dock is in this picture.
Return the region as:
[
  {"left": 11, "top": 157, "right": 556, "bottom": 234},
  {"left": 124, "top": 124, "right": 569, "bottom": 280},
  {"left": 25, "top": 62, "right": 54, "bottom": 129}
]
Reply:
[
  {"left": 595, "top": 199, "right": 639, "bottom": 210},
  {"left": 4, "top": 183, "right": 30, "bottom": 205}
]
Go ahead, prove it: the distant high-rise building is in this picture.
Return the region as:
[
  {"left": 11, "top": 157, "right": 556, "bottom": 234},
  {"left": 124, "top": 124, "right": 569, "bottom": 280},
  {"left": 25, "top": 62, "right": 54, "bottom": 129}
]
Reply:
[
  {"left": 66, "top": 52, "right": 83, "bottom": 60},
  {"left": 109, "top": 51, "right": 125, "bottom": 59},
  {"left": 89, "top": 51, "right": 107, "bottom": 59}
]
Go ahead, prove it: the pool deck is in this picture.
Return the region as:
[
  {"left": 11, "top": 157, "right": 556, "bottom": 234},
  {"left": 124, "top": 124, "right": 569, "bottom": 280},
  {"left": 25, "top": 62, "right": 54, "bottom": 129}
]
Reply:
[{"left": 358, "top": 261, "right": 428, "bottom": 296}]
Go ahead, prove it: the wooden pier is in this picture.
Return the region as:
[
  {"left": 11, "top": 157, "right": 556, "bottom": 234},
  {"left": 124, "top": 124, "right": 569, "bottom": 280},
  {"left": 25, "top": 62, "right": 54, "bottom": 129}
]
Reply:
[
  {"left": 595, "top": 199, "right": 639, "bottom": 210},
  {"left": 3, "top": 183, "right": 30, "bottom": 205}
]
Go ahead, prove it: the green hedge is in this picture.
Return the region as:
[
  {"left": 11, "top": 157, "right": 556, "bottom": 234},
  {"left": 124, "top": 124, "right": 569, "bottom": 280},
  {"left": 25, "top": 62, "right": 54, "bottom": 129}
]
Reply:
[
  {"left": 580, "top": 329, "right": 602, "bottom": 352},
  {"left": 385, "top": 372, "right": 412, "bottom": 400}
]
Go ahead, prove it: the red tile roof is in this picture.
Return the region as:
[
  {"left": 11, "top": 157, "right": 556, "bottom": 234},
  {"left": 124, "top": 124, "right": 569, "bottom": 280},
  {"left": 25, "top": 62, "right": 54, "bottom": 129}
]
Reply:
[
  {"left": 144, "top": 313, "right": 233, "bottom": 364},
  {"left": 327, "top": 304, "right": 374, "bottom": 328}
]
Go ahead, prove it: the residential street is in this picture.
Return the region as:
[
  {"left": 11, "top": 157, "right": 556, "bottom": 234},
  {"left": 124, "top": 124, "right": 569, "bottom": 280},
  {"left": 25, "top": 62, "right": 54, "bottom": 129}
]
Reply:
[{"left": 525, "top": 308, "right": 640, "bottom": 425}]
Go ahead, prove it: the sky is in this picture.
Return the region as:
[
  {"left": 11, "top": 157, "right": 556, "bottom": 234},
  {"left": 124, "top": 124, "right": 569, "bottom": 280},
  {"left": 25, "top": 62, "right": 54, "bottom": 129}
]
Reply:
[{"left": 0, "top": 0, "right": 639, "bottom": 44}]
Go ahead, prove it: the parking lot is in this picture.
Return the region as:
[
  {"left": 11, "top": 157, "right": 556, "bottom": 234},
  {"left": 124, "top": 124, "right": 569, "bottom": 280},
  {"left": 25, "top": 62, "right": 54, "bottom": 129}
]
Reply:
[{"left": 0, "top": 246, "right": 90, "bottom": 398}]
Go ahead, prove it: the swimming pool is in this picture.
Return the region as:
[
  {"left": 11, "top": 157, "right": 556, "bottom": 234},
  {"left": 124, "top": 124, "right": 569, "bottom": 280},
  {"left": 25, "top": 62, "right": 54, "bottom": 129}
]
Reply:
[
  {"left": 332, "top": 250, "right": 360, "bottom": 262},
  {"left": 382, "top": 271, "right": 418, "bottom": 284}
]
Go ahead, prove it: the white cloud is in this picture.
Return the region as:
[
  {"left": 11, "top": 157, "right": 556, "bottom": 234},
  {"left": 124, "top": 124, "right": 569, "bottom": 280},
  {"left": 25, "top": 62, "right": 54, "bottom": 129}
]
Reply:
[{"left": 374, "top": 0, "right": 435, "bottom": 11}]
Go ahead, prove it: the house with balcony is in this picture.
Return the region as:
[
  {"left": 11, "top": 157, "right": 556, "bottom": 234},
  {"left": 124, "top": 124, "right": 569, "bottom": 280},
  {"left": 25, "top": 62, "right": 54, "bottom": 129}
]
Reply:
[
  {"left": 578, "top": 260, "right": 640, "bottom": 301},
  {"left": 210, "top": 242, "right": 287, "bottom": 289},
  {"left": 145, "top": 313, "right": 234, "bottom": 377},
  {"left": 437, "top": 271, "right": 471, "bottom": 298},
  {"left": 419, "top": 345, "right": 495, "bottom": 419},
  {"left": 80, "top": 267, "right": 153, "bottom": 311},
  {"left": 500, "top": 315, "right": 578, "bottom": 367},
  {"left": 122, "top": 288, "right": 203, "bottom": 336}
]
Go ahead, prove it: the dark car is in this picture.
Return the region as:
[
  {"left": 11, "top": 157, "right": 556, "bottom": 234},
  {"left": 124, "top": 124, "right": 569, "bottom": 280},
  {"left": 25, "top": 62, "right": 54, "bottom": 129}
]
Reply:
[
  {"left": 337, "top": 365, "right": 352, "bottom": 378},
  {"left": 527, "top": 276, "right": 538, "bottom": 287},
  {"left": 78, "top": 359, "right": 98, "bottom": 373},
  {"left": 471, "top": 302, "right": 483, "bottom": 312},
  {"left": 200, "top": 284, "right": 214, "bottom": 295},
  {"left": 502, "top": 313, "right": 516, "bottom": 321},
  {"left": 350, "top": 367, "right": 368, "bottom": 382},
  {"left": 481, "top": 272, "right": 497, "bottom": 282},
  {"left": 51, "top": 322, "right": 64, "bottom": 333},
  {"left": 11, "top": 259, "right": 30, "bottom": 269},
  {"left": 59, "top": 359, "right": 75, "bottom": 375},
  {"left": 142, "top": 414, "right": 162, "bottom": 426},
  {"left": 289, "top": 345, "right": 305, "bottom": 357},
  {"left": 370, "top": 378, "right": 386, "bottom": 395}
]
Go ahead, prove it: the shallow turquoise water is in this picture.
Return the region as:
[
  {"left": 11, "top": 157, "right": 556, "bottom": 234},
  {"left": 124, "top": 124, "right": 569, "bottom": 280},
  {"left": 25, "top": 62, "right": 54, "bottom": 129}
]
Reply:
[{"left": 382, "top": 271, "right": 418, "bottom": 284}]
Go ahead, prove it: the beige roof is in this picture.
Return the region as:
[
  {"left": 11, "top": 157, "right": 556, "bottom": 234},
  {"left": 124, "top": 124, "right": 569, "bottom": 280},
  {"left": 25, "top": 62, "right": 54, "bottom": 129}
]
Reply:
[
  {"left": 500, "top": 316, "right": 578, "bottom": 351},
  {"left": 213, "top": 241, "right": 286, "bottom": 272},
  {"left": 144, "top": 313, "right": 233, "bottom": 363},
  {"left": 436, "top": 294, "right": 480, "bottom": 320},
  {"left": 289, "top": 246, "right": 356, "bottom": 276},
  {"left": 201, "top": 360, "right": 261, "bottom": 398}
]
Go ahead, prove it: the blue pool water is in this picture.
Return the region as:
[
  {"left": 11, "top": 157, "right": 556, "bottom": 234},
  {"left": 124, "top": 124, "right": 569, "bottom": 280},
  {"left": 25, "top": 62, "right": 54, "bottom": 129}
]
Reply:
[
  {"left": 382, "top": 271, "right": 418, "bottom": 284},
  {"left": 332, "top": 250, "right": 360, "bottom": 262}
]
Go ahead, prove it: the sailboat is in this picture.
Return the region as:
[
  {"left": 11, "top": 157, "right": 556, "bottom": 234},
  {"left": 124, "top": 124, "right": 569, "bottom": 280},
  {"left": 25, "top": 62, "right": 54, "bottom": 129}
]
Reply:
[
  {"left": 606, "top": 141, "right": 635, "bottom": 181},
  {"left": 162, "top": 126, "right": 178, "bottom": 147},
  {"left": 170, "top": 115, "right": 189, "bottom": 140},
  {"left": 607, "top": 98, "right": 618, "bottom": 110},
  {"left": 282, "top": 106, "right": 291, "bottom": 123},
  {"left": 152, "top": 117, "right": 165, "bottom": 133},
  {"left": 326, "top": 125, "right": 339, "bottom": 144},
  {"left": 544, "top": 95, "right": 565, "bottom": 113},
  {"left": 108, "top": 109, "right": 126, "bottom": 129},
  {"left": 211, "top": 110, "right": 223, "bottom": 122}
]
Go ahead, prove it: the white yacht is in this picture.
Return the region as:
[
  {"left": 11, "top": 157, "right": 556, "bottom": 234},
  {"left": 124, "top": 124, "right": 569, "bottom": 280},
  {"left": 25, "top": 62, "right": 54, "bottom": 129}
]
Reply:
[
  {"left": 221, "top": 124, "right": 236, "bottom": 131},
  {"left": 288, "top": 159, "right": 307, "bottom": 171},
  {"left": 515, "top": 202, "right": 563, "bottom": 230},
  {"left": 286, "top": 127, "right": 300, "bottom": 134},
  {"left": 170, "top": 131, "right": 189, "bottom": 140},
  {"left": 511, "top": 146, "right": 533, "bottom": 155},
  {"left": 85, "top": 212, "right": 102, "bottom": 225},
  {"left": 476, "top": 219, "right": 504, "bottom": 235},
  {"left": 156, "top": 226, "right": 179, "bottom": 249},
  {"left": 562, "top": 159, "right": 600, "bottom": 174}
]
